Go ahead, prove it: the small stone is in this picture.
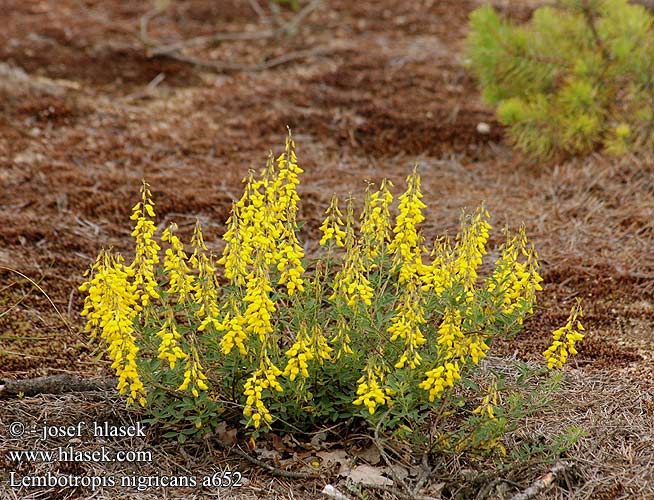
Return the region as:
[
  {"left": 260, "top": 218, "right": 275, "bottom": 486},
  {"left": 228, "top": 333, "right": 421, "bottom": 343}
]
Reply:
[{"left": 477, "top": 122, "right": 491, "bottom": 134}]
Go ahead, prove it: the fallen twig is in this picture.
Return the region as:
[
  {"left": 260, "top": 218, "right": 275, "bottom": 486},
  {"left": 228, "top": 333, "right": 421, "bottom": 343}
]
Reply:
[
  {"left": 508, "top": 462, "right": 569, "bottom": 500},
  {"left": 163, "top": 46, "right": 331, "bottom": 73},
  {"left": 149, "top": 29, "right": 276, "bottom": 57},
  {"left": 0, "top": 374, "right": 117, "bottom": 398},
  {"left": 138, "top": 0, "right": 326, "bottom": 73},
  {"left": 138, "top": 0, "right": 170, "bottom": 48}
]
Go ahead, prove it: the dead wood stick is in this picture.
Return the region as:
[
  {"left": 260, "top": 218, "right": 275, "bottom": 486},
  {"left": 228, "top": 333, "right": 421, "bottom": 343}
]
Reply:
[
  {"left": 0, "top": 374, "right": 117, "bottom": 398},
  {"left": 138, "top": 0, "right": 170, "bottom": 48},
  {"left": 165, "top": 46, "right": 331, "bottom": 73},
  {"left": 283, "top": 0, "right": 322, "bottom": 36},
  {"left": 150, "top": 29, "right": 276, "bottom": 57},
  {"left": 508, "top": 462, "right": 568, "bottom": 500},
  {"left": 138, "top": 0, "right": 325, "bottom": 72}
]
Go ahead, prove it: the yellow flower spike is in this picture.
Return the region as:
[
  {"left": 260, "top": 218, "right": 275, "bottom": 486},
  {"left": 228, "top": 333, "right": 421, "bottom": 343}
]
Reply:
[
  {"left": 473, "top": 381, "right": 499, "bottom": 420},
  {"left": 218, "top": 202, "right": 251, "bottom": 287},
  {"left": 178, "top": 345, "right": 209, "bottom": 396},
  {"left": 388, "top": 275, "right": 427, "bottom": 369},
  {"left": 544, "top": 299, "right": 585, "bottom": 369},
  {"left": 353, "top": 365, "right": 393, "bottom": 414},
  {"left": 162, "top": 222, "right": 196, "bottom": 303},
  {"left": 389, "top": 166, "right": 427, "bottom": 267},
  {"left": 437, "top": 307, "right": 465, "bottom": 356},
  {"left": 189, "top": 220, "right": 222, "bottom": 332},
  {"left": 420, "top": 236, "right": 455, "bottom": 295},
  {"left": 156, "top": 310, "right": 188, "bottom": 369},
  {"left": 275, "top": 129, "right": 303, "bottom": 223},
  {"left": 319, "top": 195, "right": 346, "bottom": 247},
  {"left": 331, "top": 317, "right": 354, "bottom": 360},
  {"left": 485, "top": 227, "right": 542, "bottom": 320},
  {"left": 419, "top": 361, "right": 461, "bottom": 402},
  {"left": 217, "top": 309, "right": 249, "bottom": 356},
  {"left": 342, "top": 195, "right": 357, "bottom": 250},
  {"left": 129, "top": 180, "right": 161, "bottom": 308},
  {"left": 243, "top": 359, "right": 283, "bottom": 428},
  {"left": 330, "top": 243, "right": 374, "bottom": 308},
  {"left": 309, "top": 324, "right": 333, "bottom": 365},
  {"left": 360, "top": 179, "right": 394, "bottom": 260},
  {"left": 454, "top": 206, "right": 491, "bottom": 291},
  {"left": 80, "top": 251, "right": 146, "bottom": 406},
  {"left": 283, "top": 327, "right": 314, "bottom": 382},
  {"left": 276, "top": 222, "right": 305, "bottom": 295},
  {"left": 242, "top": 258, "right": 276, "bottom": 344}
]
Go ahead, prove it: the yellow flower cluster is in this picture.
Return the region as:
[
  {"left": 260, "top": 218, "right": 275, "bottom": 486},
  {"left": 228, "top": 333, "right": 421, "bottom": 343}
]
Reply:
[
  {"left": 328, "top": 198, "right": 374, "bottom": 307},
  {"left": 189, "top": 221, "right": 222, "bottom": 332},
  {"left": 419, "top": 361, "right": 461, "bottom": 402},
  {"left": 219, "top": 171, "right": 265, "bottom": 285},
  {"left": 419, "top": 237, "right": 456, "bottom": 295},
  {"left": 162, "top": 222, "right": 196, "bottom": 303},
  {"left": 156, "top": 310, "right": 188, "bottom": 369},
  {"left": 284, "top": 324, "right": 332, "bottom": 382},
  {"left": 274, "top": 133, "right": 303, "bottom": 224},
  {"left": 330, "top": 244, "right": 374, "bottom": 307},
  {"left": 216, "top": 306, "right": 248, "bottom": 356},
  {"left": 243, "top": 360, "right": 283, "bottom": 427},
  {"left": 219, "top": 134, "right": 305, "bottom": 295},
  {"left": 359, "top": 180, "right": 393, "bottom": 259},
  {"left": 488, "top": 229, "right": 543, "bottom": 320},
  {"left": 129, "top": 181, "right": 161, "bottom": 307},
  {"left": 389, "top": 277, "right": 426, "bottom": 370},
  {"left": 242, "top": 260, "right": 276, "bottom": 344},
  {"left": 283, "top": 329, "right": 313, "bottom": 381},
  {"left": 178, "top": 345, "right": 209, "bottom": 397},
  {"left": 418, "top": 299, "right": 490, "bottom": 402},
  {"left": 276, "top": 223, "right": 305, "bottom": 295},
  {"left": 353, "top": 365, "right": 393, "bottom": 415},
  {"left": 331, "top": 316, "right": 353, "bottom": 360},
  {"left": 472, "top": 381, "right": 499, "bottom": 420},
  {"left": 80, "top": 251, "right": 146, "bottom": 406},
  {"left": 319, "top": 195, "right": 347, "bottom": 247},
  {"left": 417, "top": 307, "right": 467, "bottom": 401},
  {"left": 219, "top": 202, "right": 249, "bottom": 286},
  {"left": 389, "top": 167, "right": 426, "bottom": 271},
  {"left": 266, "top": 136, "right": 306, "bottom": 295},
  {"left": 544, "top": 299, "right": 585, "bottom": 369},
  {"left": 454, "top": 206, "right": 491, "bottom": 290}
]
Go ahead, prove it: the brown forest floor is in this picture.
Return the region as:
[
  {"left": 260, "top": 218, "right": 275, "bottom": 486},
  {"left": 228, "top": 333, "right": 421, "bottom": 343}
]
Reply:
[{"left": 1, "top": 0, "right": 654, "bottom": 499}]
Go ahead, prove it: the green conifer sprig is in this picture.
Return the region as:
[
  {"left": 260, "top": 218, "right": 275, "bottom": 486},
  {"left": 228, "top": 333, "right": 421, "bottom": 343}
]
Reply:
[{"left": 467, "top": 0, "right": 654, "bottom": 159}]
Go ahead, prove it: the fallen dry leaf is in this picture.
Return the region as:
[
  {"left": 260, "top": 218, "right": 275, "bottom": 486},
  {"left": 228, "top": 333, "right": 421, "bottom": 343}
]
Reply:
[
  {"left": 353, "top": 443, "right": 381, "bottom": 465},
  {"left": 214, "top": 421, "right": 238, "bottom": 446},
  {"left": 342, "top": 464, "right": 393, "bottom": 487},
  {"left": 317, "top": 448, "right": 351, "bottom": 475}
]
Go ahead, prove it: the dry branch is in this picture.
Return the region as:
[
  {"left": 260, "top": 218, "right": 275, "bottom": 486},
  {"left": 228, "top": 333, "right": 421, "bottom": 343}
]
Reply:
[
  {"left": 149, "top": 29, "right": 276, "bottom": 57},
  {"left": 163, "top": 46, "right": 331, "bottom": 73},
  {"left": 137, "top": 0, "right": 326, "bottom": 73},
  {"left": 508, "top": 462, "right": 569, "bottom": 500},
  {"left": 0, "top": 374, "right": 116, "bottom": 398}
]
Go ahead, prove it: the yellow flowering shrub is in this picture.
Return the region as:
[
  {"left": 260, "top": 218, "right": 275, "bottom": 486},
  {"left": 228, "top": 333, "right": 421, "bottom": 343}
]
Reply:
[{"left": 79, "top": 132, "right": 582, "bottom": 449}]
